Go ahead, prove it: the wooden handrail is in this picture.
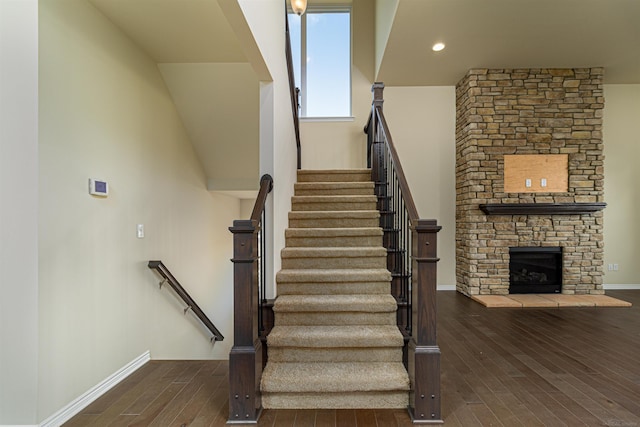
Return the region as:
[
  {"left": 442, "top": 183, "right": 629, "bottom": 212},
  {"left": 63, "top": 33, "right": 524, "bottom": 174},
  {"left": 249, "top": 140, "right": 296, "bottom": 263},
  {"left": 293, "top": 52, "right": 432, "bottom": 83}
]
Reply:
[
  {"left": 251, "top": 174, "right": 274, "bottom": 222},
  {"left": 285, "top": 10, "right": 302, "bottom": 169},
  {"left": 373, "top": 108, "right": 420, "bottom": 222},
  {"left": 147, "top": 260, "right": 224, "bottom": 342},
  {"left": 365, "top": 82, "right": 443, "bottom": 424}
]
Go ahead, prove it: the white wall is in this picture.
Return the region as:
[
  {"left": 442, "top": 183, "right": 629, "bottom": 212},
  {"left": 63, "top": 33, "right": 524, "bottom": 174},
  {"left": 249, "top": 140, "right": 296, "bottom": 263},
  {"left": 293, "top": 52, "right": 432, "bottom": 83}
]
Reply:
[
  {"left": 603, "top": 84, "right": 640, "bottom": 286},
  {"left": 238, "top": 0, "right": 298, "bottom": 297},
  {"left": 374, "top": 0, "right": 399, "bottom": 78},
  {"left": 299, "top": 0, "right": 374, "bottom": 170},
  {"left": 158, "top": 62, "right": 260, "bottom": 192},
  {"left": 0, "top": 1, "right": 39, "bottom": 425},
  {"left": 38, "top": 0, "right": 238, "bottom": 420},
  {"left": 382, "top": 87, "right": 457, "bottom": 287}
]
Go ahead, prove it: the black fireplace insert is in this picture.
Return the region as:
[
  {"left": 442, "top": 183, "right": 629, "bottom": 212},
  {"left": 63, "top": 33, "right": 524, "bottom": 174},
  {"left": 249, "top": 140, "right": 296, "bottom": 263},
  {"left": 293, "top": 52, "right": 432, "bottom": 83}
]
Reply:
[{"left": 509, "top": 247, "right": 562, "bottom": 294}]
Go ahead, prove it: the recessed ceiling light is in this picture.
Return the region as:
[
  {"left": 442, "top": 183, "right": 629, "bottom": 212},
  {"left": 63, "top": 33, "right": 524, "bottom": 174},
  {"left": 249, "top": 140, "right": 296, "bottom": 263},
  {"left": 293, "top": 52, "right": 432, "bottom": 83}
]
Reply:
[{"left": 432, "top": 42, "right": 445, "bottom": 52}]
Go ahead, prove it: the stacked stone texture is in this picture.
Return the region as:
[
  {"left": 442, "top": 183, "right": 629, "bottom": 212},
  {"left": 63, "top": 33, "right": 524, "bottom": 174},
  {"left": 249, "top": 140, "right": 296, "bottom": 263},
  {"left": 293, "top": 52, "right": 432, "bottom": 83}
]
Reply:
[{"left": 455, "top": 68, "right": 604, "bottom": 295}]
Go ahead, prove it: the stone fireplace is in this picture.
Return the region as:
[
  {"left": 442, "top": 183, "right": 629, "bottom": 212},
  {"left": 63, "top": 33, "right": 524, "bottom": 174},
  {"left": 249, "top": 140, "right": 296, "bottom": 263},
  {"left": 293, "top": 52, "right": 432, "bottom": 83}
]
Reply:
[{"left": 455, "top": 68, "right": 605, "bottom": 296}]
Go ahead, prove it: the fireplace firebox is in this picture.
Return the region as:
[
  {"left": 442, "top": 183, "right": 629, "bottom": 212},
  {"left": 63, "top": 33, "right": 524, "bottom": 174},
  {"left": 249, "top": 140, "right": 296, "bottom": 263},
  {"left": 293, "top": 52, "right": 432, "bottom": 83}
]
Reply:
[{"left": 509, "top": 247, "right": 562, "bottom": 294}]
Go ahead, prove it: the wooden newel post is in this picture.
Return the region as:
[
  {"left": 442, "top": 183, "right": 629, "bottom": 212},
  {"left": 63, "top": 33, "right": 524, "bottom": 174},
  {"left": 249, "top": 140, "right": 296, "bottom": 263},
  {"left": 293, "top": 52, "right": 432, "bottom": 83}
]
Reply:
[
  {"left": 408, "top": 219, "right": 443, "bottom": 424},
  {"left": 370, "top": 82, "right": 386, "bottom": 213},
  {"left": 367, "top": 82, "right": 385, "bottom": 168},
  {"left": 372, "top": 81, "right": 385, "bottom": 111},
  {"left": 228, "top": 219, "right": 263, "bottom": 424}
]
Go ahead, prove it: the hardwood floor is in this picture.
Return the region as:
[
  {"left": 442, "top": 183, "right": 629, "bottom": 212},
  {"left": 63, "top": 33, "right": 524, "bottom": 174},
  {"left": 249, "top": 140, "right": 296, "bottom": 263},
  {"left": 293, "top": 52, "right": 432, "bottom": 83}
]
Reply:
[{"left": 65, "top": 290, "right": 640, "bottom": 426}]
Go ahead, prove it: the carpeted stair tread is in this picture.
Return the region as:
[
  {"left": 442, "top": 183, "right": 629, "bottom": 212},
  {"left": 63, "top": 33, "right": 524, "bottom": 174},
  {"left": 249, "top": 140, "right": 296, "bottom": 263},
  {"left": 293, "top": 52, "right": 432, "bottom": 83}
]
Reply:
[
  {"left": 285, "top": 227, "right": 383, "bottom": 247},
  {"left": 297, "top": 169, "right": 371, "bottom": 183},
  {"left": 291, "top": 195, "right": 377, "bottom": 211},
  {"left": 267, "top": 347, "right": 402, "bottom": 363},
  {"left": 274, "top": 312, "right": 395, "bottom": 326},
  {"left": 276, "top": 270, "right": 391, "bottom": 295},
  {"left": 292, "top": 195, "right": 377, "bottom": 203},
  {"left": 285, "top": 228, "right": 382, "bottom": 238},
  {"left": 288, "top": 210, "right": 380, "bottom": 228},
  {"left": 276, "top": 268, "right": 391, "bottom": 283},
  {"left": 262, "top": 391, "right": 408, "bottom": 409},
  {"left": 295, "top": 182, "right": 374, "bottom": 196},
  {"left": 277, "top": 283, "right": 390, "bottom": 295},
  {"left": 281, "top": 247, "right": 387, "bottom": 258},
  {"left": 273, "top": 296, "right": 397, "bottom": 325},
  {"left": 267, "top": 325, "right": 404, "bottom": 348},
  {"left": 295, "top": 181, "right": 374, "bottom": 189},
  {"left": 289, "top": 211, "right": 380, "bottom": 219},
  {"left": 261, "top": 362, "right": 409, "bottom": 393},
  {"left": 281, "top": 247, "right": 387, "bottom": 269},
  {"left": 274, "top": 294, "right": 397, "bottom": 313}
]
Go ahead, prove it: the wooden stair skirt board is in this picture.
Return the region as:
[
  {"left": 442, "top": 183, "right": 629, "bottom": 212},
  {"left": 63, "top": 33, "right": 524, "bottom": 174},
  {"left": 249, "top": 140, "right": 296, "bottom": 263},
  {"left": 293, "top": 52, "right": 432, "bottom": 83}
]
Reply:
[{"left": 261, "top": 169, "right": 409, "bottom": 409}]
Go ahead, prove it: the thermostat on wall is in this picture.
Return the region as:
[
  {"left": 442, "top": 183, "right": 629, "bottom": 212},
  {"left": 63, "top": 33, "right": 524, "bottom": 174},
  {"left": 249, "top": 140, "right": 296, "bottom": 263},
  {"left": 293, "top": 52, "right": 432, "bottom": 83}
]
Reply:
[{"left": 89, "top": 178, "right": 109, "bottom": 197}]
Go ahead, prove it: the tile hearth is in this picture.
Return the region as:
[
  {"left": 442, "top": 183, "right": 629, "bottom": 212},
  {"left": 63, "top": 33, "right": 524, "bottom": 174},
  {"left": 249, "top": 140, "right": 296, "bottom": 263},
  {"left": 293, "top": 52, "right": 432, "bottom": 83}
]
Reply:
[{"left": 471, "top": 293, "right": 631, "bottom": 308}]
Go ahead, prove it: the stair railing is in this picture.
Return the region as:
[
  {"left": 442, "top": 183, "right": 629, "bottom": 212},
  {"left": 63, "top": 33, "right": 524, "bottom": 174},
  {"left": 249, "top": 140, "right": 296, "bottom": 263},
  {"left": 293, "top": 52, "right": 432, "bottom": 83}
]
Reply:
[
  {"left": 147, "top": 260, "right": 224, "bottom": 342},
  {"left": 364, "top": 82, "right": 443, "bottom": 424},
  {"left": 228, "top": 174, "right": 273, "bottom": 424},
  {"left": 285, "top": 9, "right": 302, "bottom": 169}
]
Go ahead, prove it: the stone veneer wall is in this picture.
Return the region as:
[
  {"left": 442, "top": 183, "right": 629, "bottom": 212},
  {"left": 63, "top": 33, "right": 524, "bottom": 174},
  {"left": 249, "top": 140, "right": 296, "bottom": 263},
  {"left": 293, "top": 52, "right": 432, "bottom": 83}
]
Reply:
[{"left": 455, "top": 68, "right": 605, "bottom": 295}]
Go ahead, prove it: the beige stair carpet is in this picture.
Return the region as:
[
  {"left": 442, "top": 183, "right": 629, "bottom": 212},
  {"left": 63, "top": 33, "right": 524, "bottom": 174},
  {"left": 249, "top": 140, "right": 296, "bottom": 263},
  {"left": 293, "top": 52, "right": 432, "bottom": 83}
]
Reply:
[{"left": 261, "top": 169, "right": 409, "bottom": 409}]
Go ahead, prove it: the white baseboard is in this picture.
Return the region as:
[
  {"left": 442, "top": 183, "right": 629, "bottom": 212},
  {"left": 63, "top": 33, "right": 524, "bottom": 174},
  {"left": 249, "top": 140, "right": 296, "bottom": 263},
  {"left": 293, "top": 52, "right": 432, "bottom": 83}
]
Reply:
[
  {"left": 0, "top": 425, "right": 38, "bottom": 426},
  {"left": 437, "top": 284, "right": 456, "bottom": 291},
  {"left": 39, "top": 350, "right": 151, "bottom": 427},
  {"left": 604, "top": 284, "right": 640, "bottom": 290}
]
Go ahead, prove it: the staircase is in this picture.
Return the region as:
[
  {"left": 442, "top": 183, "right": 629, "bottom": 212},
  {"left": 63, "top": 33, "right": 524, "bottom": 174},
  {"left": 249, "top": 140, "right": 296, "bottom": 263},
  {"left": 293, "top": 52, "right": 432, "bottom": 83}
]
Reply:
[{"left": 261, "top": 169, "right": 409, "bottom": 409}]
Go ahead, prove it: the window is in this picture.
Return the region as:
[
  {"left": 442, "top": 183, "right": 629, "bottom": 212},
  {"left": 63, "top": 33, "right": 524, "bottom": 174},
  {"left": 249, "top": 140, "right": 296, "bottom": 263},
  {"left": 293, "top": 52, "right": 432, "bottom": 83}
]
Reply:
[{"left": 288, "top": 7, "right": 351, "bottom": 118}]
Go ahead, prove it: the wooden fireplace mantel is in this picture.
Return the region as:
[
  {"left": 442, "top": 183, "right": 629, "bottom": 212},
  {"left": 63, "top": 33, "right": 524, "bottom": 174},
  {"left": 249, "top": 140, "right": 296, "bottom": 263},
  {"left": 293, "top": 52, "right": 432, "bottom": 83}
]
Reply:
[{"left": 479, "top": 202, "right": 607, "bottom": 215}]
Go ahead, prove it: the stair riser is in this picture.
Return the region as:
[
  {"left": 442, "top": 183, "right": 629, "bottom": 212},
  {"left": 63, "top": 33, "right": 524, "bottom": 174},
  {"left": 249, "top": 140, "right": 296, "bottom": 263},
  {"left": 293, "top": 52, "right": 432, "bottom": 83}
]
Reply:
[
  {"left": 297, "top": 172, "right": 371, "bottom": 183},
  {"left": 292, "top": 201, "right": 377, "bottom": 211},
  {"left": 276, "top": 282, "right": 390, "bottom": 295},
  {"left": 274, "top": 312, "right": 396, "bottom": 326},
  {"left": 295, "top": 188, "right": 373, "bottom": 196},
  {"left": 285, "top": 236, "right": 382, "bottom": 248},
  {"left": 262, "top": 392, "right": 408, "bottom": 409},
  {"left": 289, "top": 218, "right": 380, "bottom": 228},
  {"left": 267, "top": 333, "right": 405, "bottom": 349},
  {"left": 268, "top": 347, "right": 401, "bottom": 363},
  {"left": 274, "top": 295, "right": 397, "bottom": 313},
  {"left": 281, "top": 256, "right": 386, "bottom": 269}
]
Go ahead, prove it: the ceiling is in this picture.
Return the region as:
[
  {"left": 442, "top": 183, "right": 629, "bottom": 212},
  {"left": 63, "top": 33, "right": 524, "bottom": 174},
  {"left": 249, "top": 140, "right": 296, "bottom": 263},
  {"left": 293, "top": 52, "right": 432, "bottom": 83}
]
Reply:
[
  {"left": 90, "top": 0, "right": 640, "bottom": 92},
  {"left": 377, "top": 0, "right": 640, "bottom": 86},
  {"left": 90, "top": 0, "right": 246, "bottom": 63},
  {"left": 85, "top": 0, "right": 638, "bottom": 191},
  {"left": 90, "top": 0, "right": 264, "bottom": 192}
]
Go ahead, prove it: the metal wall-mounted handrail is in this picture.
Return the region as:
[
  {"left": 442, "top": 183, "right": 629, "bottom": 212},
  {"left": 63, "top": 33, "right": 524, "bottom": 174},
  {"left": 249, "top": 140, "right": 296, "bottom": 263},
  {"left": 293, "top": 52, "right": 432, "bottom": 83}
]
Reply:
[{"left": 147, "top": 260, "right": 224, "bottom": 342}]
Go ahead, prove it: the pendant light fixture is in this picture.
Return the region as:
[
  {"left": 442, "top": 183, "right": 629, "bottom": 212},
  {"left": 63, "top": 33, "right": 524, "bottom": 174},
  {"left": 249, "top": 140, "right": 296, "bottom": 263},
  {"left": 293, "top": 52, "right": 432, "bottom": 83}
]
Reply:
[{"left": 291, "top": 0, "right": 307, "bottom": 16}]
